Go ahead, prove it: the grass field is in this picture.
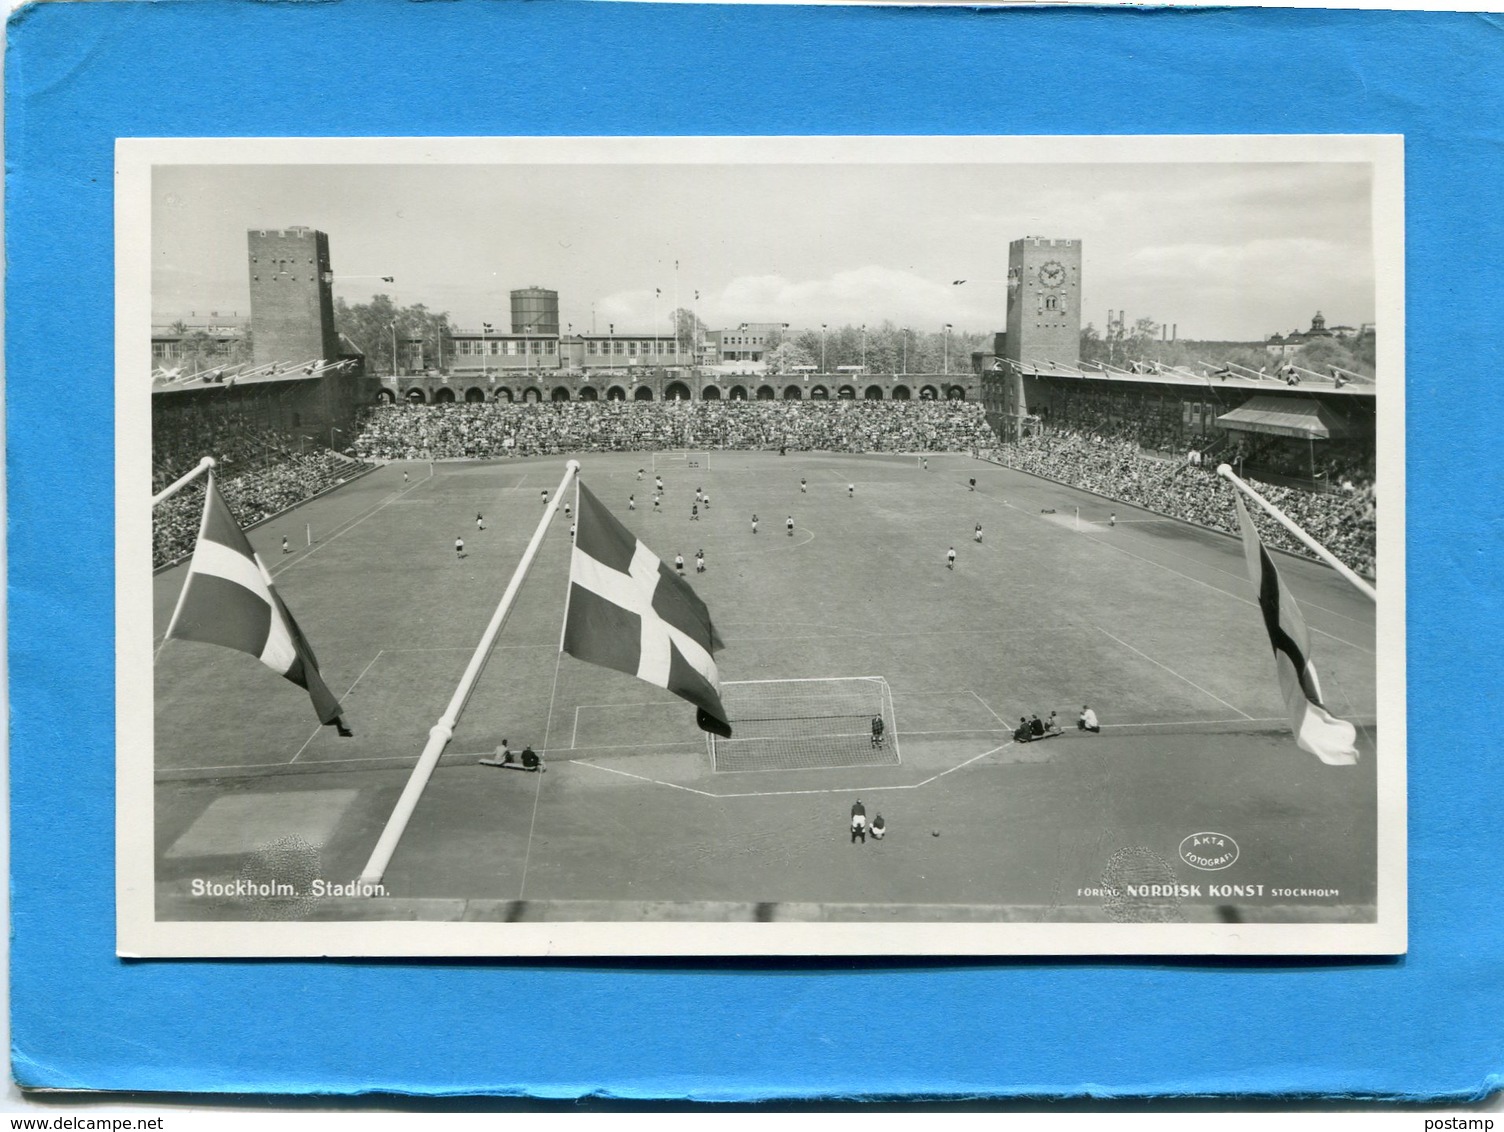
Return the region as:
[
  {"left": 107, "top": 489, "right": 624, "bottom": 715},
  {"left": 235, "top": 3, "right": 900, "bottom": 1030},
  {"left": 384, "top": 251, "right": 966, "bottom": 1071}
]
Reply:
[{"left": 152, "top": 450, "right": 1379, "bottom": 925}]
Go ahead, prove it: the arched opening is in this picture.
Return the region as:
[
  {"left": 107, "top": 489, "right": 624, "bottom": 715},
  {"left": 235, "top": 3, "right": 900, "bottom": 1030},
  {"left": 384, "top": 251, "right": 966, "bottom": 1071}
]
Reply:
[
  {"left": 730, "top": 385, "right": 748, "bottom": 401},
  {"left": 606, "top": 385, "right": 627, "bottom": 401},
  {"left": 756, "top": 385, "right": 775, "bottom": 401},
  {"left": 522, "top": 387, "right": 542, "bottom": 403},
  {"left": 891, "top": 385, "right": 911, "bottom": 401},
  {"left": 864, "top": 385, "right": 884, "bottom": 401},
  {"left": 433, "top": 387, "right": 456, "bottom": 404},
  {"left": 810, "top": 385, "right": 829, "bottom": 400},
  {"left": 634, "top": 386, "right": 654, "bottom": 401},
  {"left": 551, "top": 386, "right": 571, "bottom": 402},
  {"left": 837, "top": 385, "right": 856, "bottom": 400},
  {"left": 701, "top": 385, "right": 722, "bottom": 400},
  {"left": 665, "top": 381, "right": 692, "bottom": 401},
  {"left": 494, "top": 387, "right": 514, "bottom": 403},
  {"left": 784, "top": 385, "right": 803, "bottom": 400},
  {"left": 464, "top": 387, "right": 486, "bottom": 403},
  {"left": 919, "top": 385, "right": 939, "bottom": 401},
  {"left": 578, "top": 386, "right": 598, "bottom": 401},
  {"left": 406, "top": 388, "right": 427, "bottom": 404},
  {"left": 946, "top": 385, "right": 967, "bottom": 401},
  {"left": 376, "top": 388, "right": 396, "bottom": 405}
]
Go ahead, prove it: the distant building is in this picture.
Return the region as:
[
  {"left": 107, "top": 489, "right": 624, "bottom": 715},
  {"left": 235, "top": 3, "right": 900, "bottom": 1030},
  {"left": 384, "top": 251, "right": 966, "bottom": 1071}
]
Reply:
[
  {"left": 1266, "top": 311, "right": 1362, "bottom": 356},
  {"left": 719, "top": 323, "right": 787, "bottom": 363}
]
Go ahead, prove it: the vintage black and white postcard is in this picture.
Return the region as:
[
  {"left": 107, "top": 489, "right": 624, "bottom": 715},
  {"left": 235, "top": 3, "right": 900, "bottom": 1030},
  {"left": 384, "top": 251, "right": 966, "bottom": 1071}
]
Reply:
[{"left": 118, "top": 134, "right": 1404, "bottom": 957}]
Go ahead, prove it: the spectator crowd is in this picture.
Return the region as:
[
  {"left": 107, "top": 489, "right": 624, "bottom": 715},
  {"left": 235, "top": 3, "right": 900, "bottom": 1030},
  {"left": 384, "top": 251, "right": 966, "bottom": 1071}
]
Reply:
[
  {"left": 993, "top": 427, "right": 1376, "bottom": 577},
  {"left": 350, "top": 400, "right": 998, "bottom": 461},
  {"left": 154, "top": 444, "right": 371, "bottom": 567}
]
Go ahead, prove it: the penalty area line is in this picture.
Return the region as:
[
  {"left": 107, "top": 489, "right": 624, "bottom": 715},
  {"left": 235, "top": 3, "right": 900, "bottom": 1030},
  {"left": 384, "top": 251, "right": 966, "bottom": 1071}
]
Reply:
[{"left": 571, "top": 741, "right": 1013, "bottom": 800}]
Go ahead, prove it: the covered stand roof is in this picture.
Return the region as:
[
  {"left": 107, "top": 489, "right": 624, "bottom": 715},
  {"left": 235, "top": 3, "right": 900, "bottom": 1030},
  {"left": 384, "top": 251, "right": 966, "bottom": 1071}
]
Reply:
[{"left": 1216, "top": 396, "right": 1359, "bottom": 440}]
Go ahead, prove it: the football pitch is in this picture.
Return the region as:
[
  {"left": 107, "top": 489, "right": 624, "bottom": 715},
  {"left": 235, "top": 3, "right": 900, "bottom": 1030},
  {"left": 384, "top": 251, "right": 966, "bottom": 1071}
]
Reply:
[{"left": 152, "top": 450, "right": 1379, "bottom": 924}]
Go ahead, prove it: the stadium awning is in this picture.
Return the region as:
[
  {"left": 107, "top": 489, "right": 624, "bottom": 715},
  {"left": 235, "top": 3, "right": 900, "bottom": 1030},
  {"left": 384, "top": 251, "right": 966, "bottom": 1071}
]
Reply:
[{"left": 1216, "top": 396, "right": 1357, "bottom": 440}]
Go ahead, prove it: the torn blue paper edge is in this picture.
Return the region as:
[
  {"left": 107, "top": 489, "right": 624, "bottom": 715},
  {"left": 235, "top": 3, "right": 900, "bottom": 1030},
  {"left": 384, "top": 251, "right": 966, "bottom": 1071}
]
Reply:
[{"left": 7, "top": 0, "right": 1503, "bottom": 1102}]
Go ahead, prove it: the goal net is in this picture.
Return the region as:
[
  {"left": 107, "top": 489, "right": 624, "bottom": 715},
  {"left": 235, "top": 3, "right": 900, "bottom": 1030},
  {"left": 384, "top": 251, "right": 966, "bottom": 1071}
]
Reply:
[
  {"left": 652, "top": 450, "right": 711, "bottom": 472},
  {"left": 709, "top": 677, "right": 900, "bottom": 773}
]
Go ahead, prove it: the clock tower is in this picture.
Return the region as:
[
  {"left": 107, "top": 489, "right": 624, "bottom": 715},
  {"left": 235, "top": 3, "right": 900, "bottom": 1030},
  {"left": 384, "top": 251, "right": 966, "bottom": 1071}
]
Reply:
[{"left": 1003, "top": 236, "right": 1082, "bottom": 370}]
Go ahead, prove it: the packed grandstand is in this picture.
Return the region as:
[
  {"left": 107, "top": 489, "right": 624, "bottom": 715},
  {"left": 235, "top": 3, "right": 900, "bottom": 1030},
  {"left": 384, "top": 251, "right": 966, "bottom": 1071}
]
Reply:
[{"left": 152, "top": 399, "right": 1376, "bottom": 577}]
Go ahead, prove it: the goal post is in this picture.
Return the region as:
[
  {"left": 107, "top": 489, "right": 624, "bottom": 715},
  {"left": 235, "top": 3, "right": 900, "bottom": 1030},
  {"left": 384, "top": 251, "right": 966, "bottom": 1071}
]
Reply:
[
  {"left": 651, "top": 450, "right": 711, "bottom": 472},
  {"left": 709, "top": 677, "right": 899, "bottom": 773}
]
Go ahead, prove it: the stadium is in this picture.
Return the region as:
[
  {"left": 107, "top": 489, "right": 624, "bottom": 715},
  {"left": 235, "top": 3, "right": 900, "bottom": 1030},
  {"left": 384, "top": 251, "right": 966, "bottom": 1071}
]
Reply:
[{"left": 141, "top": 199, "right": 1386, "bottom": 951}]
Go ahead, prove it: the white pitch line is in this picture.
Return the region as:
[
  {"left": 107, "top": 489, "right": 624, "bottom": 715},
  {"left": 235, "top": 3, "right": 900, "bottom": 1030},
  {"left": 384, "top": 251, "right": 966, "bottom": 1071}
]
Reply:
[
  {"left": 289, "top": 649, "right": 385, "bottom": 763},
  {"left": 972, "top": 483, "right": 1373, "bottom": 652},
  {"left": 1095, "top": 627, "right": 1254, "bottom": 720},
  {"left": 968, "top": 690, "right": 1010, "bottom": 726},
  {"left": 571, "top": 741, "right": 1013, "bottom": 800},
  {"left": 571, "top": 705, "right": 580, "bottom": 750},
  {"left": 269, "top": 465, "right": 434, "bottom": 579}
]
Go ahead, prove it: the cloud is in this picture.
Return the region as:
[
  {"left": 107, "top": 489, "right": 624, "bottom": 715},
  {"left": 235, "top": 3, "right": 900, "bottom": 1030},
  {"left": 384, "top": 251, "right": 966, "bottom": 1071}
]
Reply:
[{"left": 707, "top": 267, "right": 998, "bottom": 332}]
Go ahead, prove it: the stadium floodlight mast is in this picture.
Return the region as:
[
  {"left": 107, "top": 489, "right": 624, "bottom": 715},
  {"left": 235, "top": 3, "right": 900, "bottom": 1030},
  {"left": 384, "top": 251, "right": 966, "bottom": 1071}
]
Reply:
[
  {"left": 360, "top": 459, "right": 583, "bottom": 887},
  {"left": 944, "top": 323, "right": 953, "bottom": 375},
  {"left": 821, "top": 324, "right": 827, "bottom": 374},
  {"left": 481, "top": 322, "right": 492, "bottom": 378}
]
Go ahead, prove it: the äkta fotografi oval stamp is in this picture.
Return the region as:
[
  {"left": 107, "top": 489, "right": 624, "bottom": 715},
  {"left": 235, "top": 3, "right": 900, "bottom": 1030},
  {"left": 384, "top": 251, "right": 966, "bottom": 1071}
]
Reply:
[{"left": 1178, "top": 832, "right": 1239, "bottom": 872}]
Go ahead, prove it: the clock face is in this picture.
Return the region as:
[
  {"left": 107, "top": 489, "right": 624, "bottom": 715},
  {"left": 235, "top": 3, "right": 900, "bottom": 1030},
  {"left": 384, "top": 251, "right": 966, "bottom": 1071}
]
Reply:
[{"left": 1038, "top": 260, "right": 1067, "bottom": 288}]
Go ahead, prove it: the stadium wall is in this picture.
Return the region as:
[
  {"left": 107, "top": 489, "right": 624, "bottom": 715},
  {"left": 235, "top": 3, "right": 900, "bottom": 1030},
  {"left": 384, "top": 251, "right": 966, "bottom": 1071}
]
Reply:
[{"left": 376, "top": 372, "right": 978, "bottom": 405}]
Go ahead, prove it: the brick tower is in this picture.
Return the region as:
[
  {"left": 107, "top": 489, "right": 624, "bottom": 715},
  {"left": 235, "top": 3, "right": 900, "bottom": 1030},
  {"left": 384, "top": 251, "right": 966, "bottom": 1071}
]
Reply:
[
  {"left": 247, "top": 227, "right": 342, "bottom": 367},
  {"left": 1003, "top": 236, "right": 1082, "bottom": 369}
]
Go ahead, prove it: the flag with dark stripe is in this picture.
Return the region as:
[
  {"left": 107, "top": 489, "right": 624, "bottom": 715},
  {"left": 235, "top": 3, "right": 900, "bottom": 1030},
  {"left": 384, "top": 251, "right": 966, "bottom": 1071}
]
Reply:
[
  {"left": 1234, "top": 495, "right": 1357, "bottom": 765},
  {"left": 563, "top": 481, "right": 731, "bottom": 737},
  {"left": 165, "top": 474, "right": 345, "bottom": 727}
]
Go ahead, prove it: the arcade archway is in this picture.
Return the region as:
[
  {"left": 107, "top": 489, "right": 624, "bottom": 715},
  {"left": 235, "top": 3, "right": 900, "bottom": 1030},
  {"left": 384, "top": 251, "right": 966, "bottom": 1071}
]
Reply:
[
  {"left": 730, "top": 385, "right": 748, "bottom": 401},
  {"left": 578, "top": 386, "right": 599, "bottom": 401},
  {"left": 837, "top": 385, "right": 856, "bottom": 400},
  {"left": 810, "top": 385, "right": 829, "bottom": 400},
  {"left": 864, "top": 385, "right": 884, "bottom": 401},
  {"left": 665, "top": 382, "right": 692, "bottom": 401},
  {"left": 919, "top": 385, "right": 939, "bottom": 400},
  {"left": 433, "top": 387, "right": 455, "bottom": 404},
  {"left": 376, "top": 388, "right": 396, "bottom": 405},
  {"left": 784, "top": 385, "right": 802, "bottom": 400},
  {"left": 406, "top": 388, "right": 427, "bottom": 404},
  {"left": 891, "top": 385, "right": 911, "bottom": 400},
  {"left": 551, "top": 387, "right": 571, "bottom": 402},
  {"left": 634, "top": 386, "right": 654, "bottom": 401},
  {"left": 702, "top": 385, "right": 721, "bottom": 400},
  {"left": 465, "top": 387, "right": 486, "bottom": 403},
  {"left": 946, "top": 385, "right": 966, "bottom": 401},
  {"left": 606, "top": 385, "right": 627, "bottom": 401},
  {"left": 756, "top": 385, "right": 775, "bottom": 401},
  {"left": 522, "top": 387, "right": 542, "bottom": 403}
]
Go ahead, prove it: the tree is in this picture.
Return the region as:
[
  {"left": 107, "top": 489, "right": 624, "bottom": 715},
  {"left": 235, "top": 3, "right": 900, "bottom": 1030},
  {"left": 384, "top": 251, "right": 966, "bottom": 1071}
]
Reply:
[
  {"left": 672, "top": 307, "right": 705, "bottom": 354},
  {"left": 764, "top": 340, "right": 815, "bottom": 376},
  {"left": 335, "top": 294, "right": 453, "bottom": 375}
]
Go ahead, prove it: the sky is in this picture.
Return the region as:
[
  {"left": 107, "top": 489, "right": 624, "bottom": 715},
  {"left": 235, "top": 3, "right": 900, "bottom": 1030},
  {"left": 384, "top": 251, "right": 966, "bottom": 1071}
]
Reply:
[{"left": 152, "top": 159, "right": 1375, "bottom": 341}]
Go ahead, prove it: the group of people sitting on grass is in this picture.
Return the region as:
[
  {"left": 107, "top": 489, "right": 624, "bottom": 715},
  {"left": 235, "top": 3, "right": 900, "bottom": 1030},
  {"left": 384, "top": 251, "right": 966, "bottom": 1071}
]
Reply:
[
  {"left": 1013, "top": 706, "right": 1100, "bottom": 743},
  {"left": 992, "top": 427, "right": 1376, "bottom": 578},
  {"left": 350, "top": 400, "right": 999, "bottom": 461}
]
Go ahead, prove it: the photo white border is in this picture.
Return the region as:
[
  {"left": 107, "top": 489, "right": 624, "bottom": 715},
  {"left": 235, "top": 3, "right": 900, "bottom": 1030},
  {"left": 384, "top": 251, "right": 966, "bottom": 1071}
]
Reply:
[{"left": 117, "top": 134, "right": 1405, "bottom": 957}]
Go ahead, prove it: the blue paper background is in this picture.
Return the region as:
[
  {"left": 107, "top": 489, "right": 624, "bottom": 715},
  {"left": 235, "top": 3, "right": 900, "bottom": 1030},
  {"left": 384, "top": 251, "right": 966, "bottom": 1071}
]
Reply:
[{"left": 7, "top": 1, "right": 1503, "bottom": 1100}]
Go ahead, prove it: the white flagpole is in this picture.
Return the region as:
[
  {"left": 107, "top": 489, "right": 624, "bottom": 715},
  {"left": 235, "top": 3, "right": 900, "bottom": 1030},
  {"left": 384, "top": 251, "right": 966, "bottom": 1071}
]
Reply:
[
  {"left": 359, "top": 459, "right": 581, "bottom": 887},
  {"left": 1216, "top": 464, "right": 1376, "bottom": 603},
  {"left": 151, "top": 456, "right": 216, "bottom": 508}
]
